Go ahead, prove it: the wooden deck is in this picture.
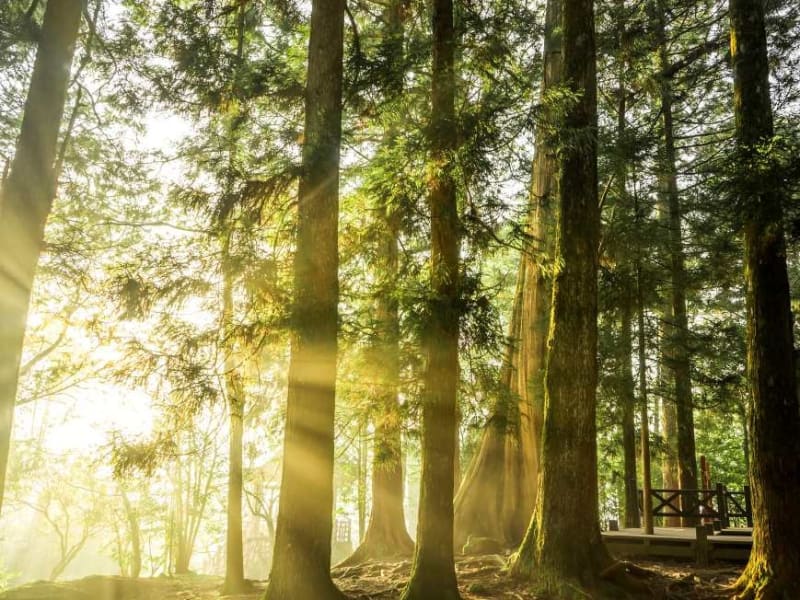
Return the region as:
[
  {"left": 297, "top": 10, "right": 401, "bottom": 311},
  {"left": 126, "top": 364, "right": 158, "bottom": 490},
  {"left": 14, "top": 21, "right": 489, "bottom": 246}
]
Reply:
[{"left": 602, "top": 527, "right": 752, "bottom": 562}]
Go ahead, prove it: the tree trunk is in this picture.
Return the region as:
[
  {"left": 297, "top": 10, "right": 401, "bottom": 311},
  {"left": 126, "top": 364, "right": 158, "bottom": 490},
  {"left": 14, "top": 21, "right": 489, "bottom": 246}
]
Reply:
[
  {"left": 729, "top": 0, "right": 800, "bottom": 596},
  {"left": 614, "top": 30, "right": 639, "bottom": 529},
  {"left": 454, "top": 262, "right": 524, "bottom": 549},
  {"left": 454, "top": 0, "right": 561, "bottom": 551},
  {"left": 222, "top": 232, "right": 246, "bottom": 594},
  {"left": 121, "top": 489, "right": 142, "bottom": 579},
  {"left": 510, "top": 0, "right": 615, "bottom": 588},
  {"left": 401, "top": 0, "right": 460, "bottom": 598},
  {"left": 0, "top": 0, "right": 82, "bottom": 516},
  {"left": 338, "top": 0, "right": 414, "bottom": 568},
  {"left": 635, "top": 188, "right": 654, "bottom": 535},
  {"left": 264, "top": 1, "right": 345, "bottom": 598},
  {"left": 654, "top": 0, "right": 698, "bottom": 524},
  {"left": 621, "top": 298, "right": 640, "bottom": 529}
]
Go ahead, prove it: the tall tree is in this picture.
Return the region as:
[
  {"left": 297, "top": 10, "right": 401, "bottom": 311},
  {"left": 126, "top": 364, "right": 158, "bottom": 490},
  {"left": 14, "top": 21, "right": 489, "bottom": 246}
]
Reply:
[
  {"left": 339, "top": 0, "right": 415, "bottom": 567},
  {"left": 0, "top": 0, "right": 82, "bottom": 515},
  {"left": 263, "top": 0, "right": 346, "bottom": 598},
  {"left": 653, "top": 0, "right": 698, "bottom": 516},
  {"left": 509, "top": 0, "right": 622, "bottom": 589},
  {"left": 401, "top": 0, "right": 461, "bottom": 597},
  {"left": 453, "top": 0, "right": 561, "bottom": 549},
  {"left": 729, "top": 0, "right": 800, "bottom": 596},
  {"left": 221, "top": 1, "right": 248, "bottom": 592}
]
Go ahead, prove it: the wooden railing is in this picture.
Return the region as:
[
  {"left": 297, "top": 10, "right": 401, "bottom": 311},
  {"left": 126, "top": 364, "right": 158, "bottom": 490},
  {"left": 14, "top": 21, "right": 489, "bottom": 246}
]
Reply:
[{"left": 639, "top": 484, "right": 752, "bottom": 528}]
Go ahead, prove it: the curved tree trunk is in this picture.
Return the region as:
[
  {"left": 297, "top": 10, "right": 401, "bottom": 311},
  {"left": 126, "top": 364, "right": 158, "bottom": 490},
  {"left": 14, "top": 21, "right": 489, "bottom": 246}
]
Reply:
[
  {"left": 401, "top": 1, "right": 461, "bottom": 598},
  {"left": 264, "top": 1, "right": 346, "bottom": 598},
  {"left": 510, "top": 0, "right": 617, "bottom": 588},
  {"left": 0, "top": 0, "right": 82, "bottom": 516},
  {"left": 729, "top": 0, "right": 800, "bottom": 597}
]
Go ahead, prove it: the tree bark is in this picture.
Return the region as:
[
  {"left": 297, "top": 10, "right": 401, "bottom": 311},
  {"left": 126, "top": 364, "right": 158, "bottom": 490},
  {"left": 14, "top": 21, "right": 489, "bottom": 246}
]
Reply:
[
  {"left": 0, "top": 0, "right": 82, "bottom": 516},
  {"left": 614, "top": 27, "right": 639, "bottom": 529},
  {"left": 121, "top": 489, "right": 142, "bottom": 579},
  {"left": 264, "top": 0, "right": 346, "bottom": 598},
  {"left": 401, "top": 0, "right": 460, "bottom": 598},
  {"left": 454, "top": 0, "right": 562, "bottom": 551},
  {"left": 621, "top": 297, "right": 640, "bottom": 529},
  {"left": 654, "top": 0, "right": 698, "bottom": 523},
  {"left": 510, "top": 0, "right": 615, "bottom": 588},
  {"left": 729, "top": 0, "right": 800, "bottom": 596},
  {"left": 222, "top": 232, "right": 246, "bottom": 593},
  {"left": 454, "top": 261, "right": 524, "bottom": 549},
  {"left": 338, "top": 0, "right": 414, "bottom": 568}
]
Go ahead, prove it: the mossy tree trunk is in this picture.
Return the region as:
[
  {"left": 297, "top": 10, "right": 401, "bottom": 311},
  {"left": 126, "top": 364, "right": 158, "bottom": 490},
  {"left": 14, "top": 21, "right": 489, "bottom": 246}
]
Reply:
[
  {"left": 401, "top": 0, "right": 461, "bottom": 598},
  {"left": 510, "top": 0, "right": 615, "bottom": 588},
  {"left": 264, "top": 1, "right": 346, "bottom": 598},
  {"left": 729, "top": 0, "right": 800, "bottom": 596},
  {"left": 0, "top": 0, "right": 82, "bottom": 515}
]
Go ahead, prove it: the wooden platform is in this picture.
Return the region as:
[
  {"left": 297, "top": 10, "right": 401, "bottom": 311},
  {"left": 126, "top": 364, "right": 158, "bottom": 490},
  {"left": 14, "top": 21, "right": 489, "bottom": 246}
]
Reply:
[{"left": 602, "top": 527, "right": 752, "bottom": 562}]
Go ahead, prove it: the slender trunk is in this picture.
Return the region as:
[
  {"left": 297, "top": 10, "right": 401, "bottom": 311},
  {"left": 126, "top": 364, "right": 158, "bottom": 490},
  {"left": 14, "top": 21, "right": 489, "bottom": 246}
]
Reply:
[
  {"left": 121, "top": 489, "right": 142, "bottom": 578},
  {"left": 0, "top": 0, "right": 82, "bottom": 515},
  {"left": 401, "top": 1, "right": 460, "bottom": 598},
  {"left": 222, "top": 232, "right": 246, "bottom": 593},
  {"left": 730, "top": 0, "right": 800, "bottom": 596},
  {"left": 654, "top": 1, "right": 697, "bottom": 522},
  {"left": 614, "top": 29, "right": 639, "bottom": 529},
  {"left": 511, "top": 0, "right": 615, "bottom": 588},
  {"left": 635, "top": 200, "right": 654, "bottom": 535},
  {"left": 621, "top": 298, "right": 640, "bottom": 528},
  {"left": 264, "top": 1, "right": 345, "bottom": 597}
]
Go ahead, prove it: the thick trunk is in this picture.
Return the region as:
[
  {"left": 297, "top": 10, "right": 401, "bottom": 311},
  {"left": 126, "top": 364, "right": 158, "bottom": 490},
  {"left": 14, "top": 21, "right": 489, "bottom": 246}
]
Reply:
[
  {"left": 514, "top": 0, "right": 563, "bottom": 527},
  {"left": 510, "top": 0, "right": 614, "bottom": 587},
  {"left": 264, "top": 1, "right": 345, "bottom": 598},
  {"left": 339, "top": 0, "right": 414, "bottom": 567},
  {"left": 655, "top": 1, "right": 697, "bottom": 522},
  {"left": 0, "top": 0, "right": 82, "bottom": 515},
  {"left": 453, "top": 0, "right": 563, "bottom": 550},
  {"left": 454, "top": 262, "right": 524, "bottom": 549},
  {"left": 729, "top": 0, "right": 800, "bottom": 596},
  {"left": 401, "top": 1, "right": 460, "bottom": 598}
]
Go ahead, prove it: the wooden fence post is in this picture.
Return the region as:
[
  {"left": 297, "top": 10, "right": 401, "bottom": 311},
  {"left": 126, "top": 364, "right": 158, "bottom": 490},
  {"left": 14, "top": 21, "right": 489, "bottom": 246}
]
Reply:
[
  {"left": 744, "top": 485, "right": 753, "bottom": 528},
  {"left": 716, "top": 482, "right": 729, "bottom": 529}
]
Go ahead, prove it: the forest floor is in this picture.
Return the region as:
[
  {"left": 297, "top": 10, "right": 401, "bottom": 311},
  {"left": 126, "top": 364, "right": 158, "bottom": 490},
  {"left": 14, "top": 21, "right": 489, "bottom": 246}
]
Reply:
[{"left": 0, "top": 555, "right": 741, "bottom": 599}]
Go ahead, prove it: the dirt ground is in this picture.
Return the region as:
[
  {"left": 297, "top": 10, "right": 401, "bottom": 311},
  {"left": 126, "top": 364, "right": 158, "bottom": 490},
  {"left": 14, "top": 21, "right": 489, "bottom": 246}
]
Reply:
[{"left": 0, "top": 555, "right": 741, "bottom": 599}]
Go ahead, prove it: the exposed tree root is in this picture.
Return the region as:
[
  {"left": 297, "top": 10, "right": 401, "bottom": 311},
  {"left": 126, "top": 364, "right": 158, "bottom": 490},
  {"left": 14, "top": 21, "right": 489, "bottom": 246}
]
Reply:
[
  {"left": 335, "top": 539, "right": 414, "bottom": 569},
  {"left": 599, "top": 561, "right": 654, "bottom": 596},
  {"left": 729, "top": 562, "right": 800, "bottom": 600}
]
